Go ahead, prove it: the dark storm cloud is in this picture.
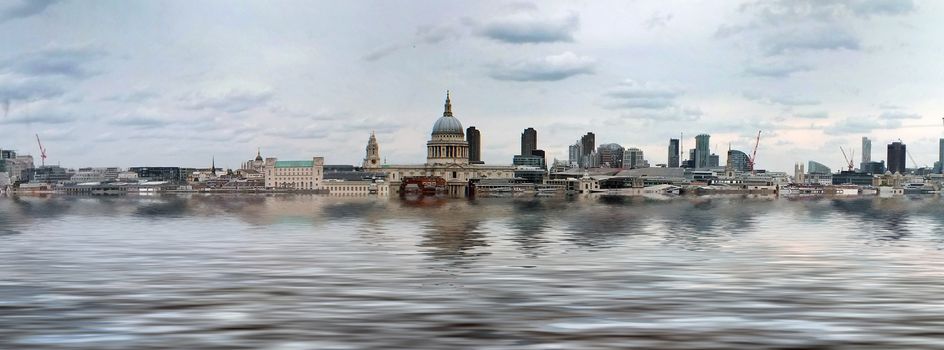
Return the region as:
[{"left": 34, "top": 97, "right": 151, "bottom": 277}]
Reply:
[
  {"left": 183, "top": 88, "right": 273, "bottom": 113},
  {"left": 488, "top": 52, "right": 594, "bottom": 81},
  {"left": 478, "top": 12, "right": 579, "bottom": 44},
  {"left": 0, "top": 0, "right": 60, "bottom": 22},
  {"left": 2, "top": 45, "right": 106, "bottom": 79}
]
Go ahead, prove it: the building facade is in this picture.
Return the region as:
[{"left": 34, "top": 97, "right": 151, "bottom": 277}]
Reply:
[
  {"left": 727, "top": 150, "right": 750, "bottom": 172},
  {"left": 264, "top": 157, "right": 325, "bottom": 190},
  {"left": 623, "top": 147, "right": 648, "bottom": 169},
  {"left": 596, "top": 143, "right": 624, "bottom": 168},
  {"left": 808, "top": 161, "right": 831, "bottom": 174},
  {"left": 467, "top": 126, "right": 483, "bottom": 164},
  {"left": 861, "top": 137, "right": 872, "bottom": 171},
  {"left": 695, "top": 134, "right": 710, "bottom": 168},
  {"left": 668, "top": 139, "right": 680, "bottom": 168},
  {"left": 887, "top": 141, "right": 906, "bottom": 174},
  {"left": 521, "top": 127, "right": 537, "bottom": 157}
]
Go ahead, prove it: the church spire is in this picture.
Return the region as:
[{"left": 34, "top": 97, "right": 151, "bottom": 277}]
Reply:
[
  {"left": 211, "top": 156, "right": 216, "bottom": 176},
  {"left": 443, "top": 90, "right": 453, "bottom": 117}
]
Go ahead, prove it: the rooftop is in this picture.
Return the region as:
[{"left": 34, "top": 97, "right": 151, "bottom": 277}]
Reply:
[{"left": 274, "top": 160, "right": 314, "bottom": 168}]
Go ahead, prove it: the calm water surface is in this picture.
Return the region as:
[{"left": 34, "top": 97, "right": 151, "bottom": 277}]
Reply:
[{"left": 3, "top": 194, "right": 944, "bottom": 349}]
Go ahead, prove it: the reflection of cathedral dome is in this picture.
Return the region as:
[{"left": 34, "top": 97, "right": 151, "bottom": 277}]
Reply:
[{"left": 431, "top": 91, "right": 463, "bottom": 136}]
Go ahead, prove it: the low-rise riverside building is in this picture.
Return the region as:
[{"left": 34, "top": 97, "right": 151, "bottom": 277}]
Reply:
[
  {"left": 323, "top": 180, "right": 390, "bottom": 196},
  {"left": 264, "top": 157, "right": 324, "bottom": 190}
]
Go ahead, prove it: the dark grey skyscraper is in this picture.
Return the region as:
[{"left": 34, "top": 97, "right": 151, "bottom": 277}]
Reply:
[
  {"left": 887, "top": 141, "right": 906, "bottom": 174},
  {"left": 581, "top": 132, "right": 595, "bottom": 157},
  {"left": 466, "top": 126, "right": 482, "bottom": 164},
  {"left": 695, "top": 134, "right": 710, "bottom": 168},
  {"left": 668, "top": 139, "right": 680, "bottom": 168},
  {"left": 939, "top": 138, "right": 944, "bottom": 174},
  {"left": 521, "top": 127, "right": 537, "bottom": 156}
]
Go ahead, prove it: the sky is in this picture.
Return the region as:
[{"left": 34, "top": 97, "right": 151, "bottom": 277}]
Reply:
[{"left": 1, "top": 0, "right": 942, "bottom": 172}]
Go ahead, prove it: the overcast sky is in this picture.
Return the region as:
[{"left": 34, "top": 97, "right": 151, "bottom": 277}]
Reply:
[{"left": 1, "top": 0, "right": 942, "bottom": 171}]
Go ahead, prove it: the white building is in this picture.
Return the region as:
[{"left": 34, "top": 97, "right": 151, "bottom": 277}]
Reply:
[{"left": 264, "top": 157, "right": 325, "bottom": 190}]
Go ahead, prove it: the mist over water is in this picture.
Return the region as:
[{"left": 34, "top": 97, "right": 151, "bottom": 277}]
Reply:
[{"left": 3, "top": 194, "right": 944, "bottom": 349}]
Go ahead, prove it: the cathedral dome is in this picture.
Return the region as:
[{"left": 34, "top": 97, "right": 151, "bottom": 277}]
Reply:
[
  {"left": 432, "top": 115, "right": 463, "bottom": 135},
  {"left": 431, "top": 91, "right": 464, "bottom": 136}
]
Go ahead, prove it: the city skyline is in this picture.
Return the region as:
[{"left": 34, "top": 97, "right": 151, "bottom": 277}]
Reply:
[{"left": 1, "top": 0, "right": 943, "bottom": 171}]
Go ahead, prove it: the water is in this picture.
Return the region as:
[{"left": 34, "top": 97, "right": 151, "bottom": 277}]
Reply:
[{"left": 3, "top": 194, "right": 944, "bottom": 349}]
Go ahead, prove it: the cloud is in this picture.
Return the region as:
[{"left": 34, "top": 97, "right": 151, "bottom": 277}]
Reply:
[
  {"left": 718, "top": 0, "right": 913, "bottom": 56},
  {"left": 794, "top": 111, "right": 829, "bottom": 119},
  {"left": 0, "top": 109, "right": 76, "bottom": 125},
  {"left": 743, "top": 91, "right": 819, "bottom": 106},
  {"left": 879, "top": 110, "right": 921, "bottom": 119},
  {"left": 2, "top": 45, "right": 106, "bottom": 79},
  {"left": 183, "top": 87, "right": 273, "bottom": 113},
  {"left": 645, "top": 12, "right": 673, "bottom": 29},
  {"left": 110, "top": 115, "right": 171, "bottom": 128},
  {"left": 744, "top": 61, "right": 814, "bottom": 77},
  {"left": 604, "top": 79, "right": 683, "bottom": 109},
  {"left": 415, "top": 25, "right": 461, "bottom": 44},
  {"left": 362, "top": 44, "right": 401, "bottom": 62},
  {"left": 823, "top": 117, "right": 901, "bottom": 135},
  {"left": 488, "top": 51, "right": 595, "bottom": 81},
  {"left": 0, "top": 74, "right": 66, "bottom": 101},
  {"left": 478, "top": 12, "right": 579, "bottom": 44},
  {"left": 0, "top": 0, "right": 59, "bottom": 23},
  {"left": 621, "top": 106, "right": 703, "bottom": 122},
  {"left": 849, "top": 0, "right": 916, "bottom": 16}
]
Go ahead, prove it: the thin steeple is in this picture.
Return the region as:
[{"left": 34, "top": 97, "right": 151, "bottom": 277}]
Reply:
[
  {"left": 443, "top": 90, "right": 453, "bottom": 117},
  {"left": 211, "top": 156, "right": 216, "bottom": 176}
]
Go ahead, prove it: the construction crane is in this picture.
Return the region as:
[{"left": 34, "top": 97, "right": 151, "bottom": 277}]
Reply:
[
  {"left": 35, "top": 134, "right": 47, "bottom": 167},
  {"left": 748, "top": 130, "right": 762, "bottom": 174},
  {"left": 898, "top": 138, "right": 920, "bottom": 170},
  {"left": 840, "top": 146, "right": 855, "bottom": 171}
]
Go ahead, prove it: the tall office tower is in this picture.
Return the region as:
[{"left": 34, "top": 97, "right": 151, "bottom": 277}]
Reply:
[
  {"left": 939, "top": 139, "right": 944, "bottom": 174},
  {"left": 695, "top": 134, "right": 710, "bottom": 168},
  {"left": 568, "top": 143, "right": 580, "bottom": 167},
  {"left": 861, "top": 137, "right": 871, "bottom": 171},
  {"left": 466, "top": 126, "right": 483, "bottom": 164},
  {"left": 580, "top": 132, "right": 595, "bottom": 168},
  {"left": 708, "top": 154, "right": 720, "bottom": 167},
  {"left": 668, "top": 139, "right": 680, "bottom": 168},
  {"left": 887, "top": 141, "right": 907, "bottom": 174},
  {"left": 521, "top": 128, "right": 537, "bottom": 156}
]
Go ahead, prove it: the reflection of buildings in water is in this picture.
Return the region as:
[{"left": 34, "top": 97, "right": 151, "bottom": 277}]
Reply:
[
  {"left": 417, "top": 215, "right": 489, "bottom": 266},
  {"left": 829, "top": 198, "right": 911, "bottom": 240},
  {"left": 507, "top": 199, "right": 553, "bottom": 257}
]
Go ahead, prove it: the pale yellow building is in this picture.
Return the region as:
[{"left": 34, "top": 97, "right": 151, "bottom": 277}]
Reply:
[{"left": 264, "top": 157, "right": 325, "bottom": 190}]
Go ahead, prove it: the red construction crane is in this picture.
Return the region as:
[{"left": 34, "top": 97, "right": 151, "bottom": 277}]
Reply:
[
  {"left": 840, "top": 146, "right": 854, "bottom": 171},
  {"left": 748, "top": 130, "right": 761, "bottom": 174},
  {"left": 35, "top": 134, "right": 47, "bottom": 167}
]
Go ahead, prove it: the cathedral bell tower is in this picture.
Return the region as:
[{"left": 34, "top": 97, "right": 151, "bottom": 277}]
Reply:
[{"left": 363, "top": 131, "right": 381, "bottom": 170}]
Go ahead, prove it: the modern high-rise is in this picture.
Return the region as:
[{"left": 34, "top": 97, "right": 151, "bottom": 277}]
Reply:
[
  {"left": 708, "top": 154, "right": 720, "bottom": 168},
  {"left": 521, "top": 128, "right": 537, "bottom": 156},
  {"left": 581, "top": 132, "right": 595, "bottom": 157},
  {"left": 938, "top": 139, "right": 944, "bottom": 174},
  {"left": 887, "top": 141, "right": 907, "bottom": 174},
  {"left": 860, "top": 137, "right": 871, "bottom": 171},
  {"left": 623, "top": 147, "right": 648, "bottom": 169},
  {"left": 726, "top": 150, "right": 750, "bottom": 172},
  {"left": 466, "top": 126, "right": 483, "bottom": 164},
  {"left": 668, "top": 139, "right": 680, "bottom": 168},
  {"left": 694, "top": 134, "right": 710, "bottom": 168},
  {"left": 808, "top": 161, "right": 831, "bottom": 174},
  {"left": 597, "top": 143, "right": 624, "bottom": 168}
]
